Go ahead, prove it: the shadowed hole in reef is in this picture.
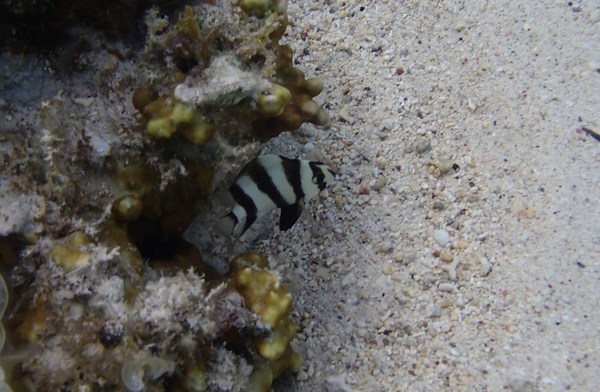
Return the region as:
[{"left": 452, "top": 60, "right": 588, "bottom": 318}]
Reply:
[
  {"left": 175, "top": 56, "right": 199, "bottom": 74},
  {"left": 0, "top": 0, "right": 183, "bottom": 53},
  {"left": 272, "top": 372, "right": 296, "bottom": 390},
  {"left": 126, "top": 215, "right": 194, "bottom": 262},
  {"left": 0, "top": 235, "right": 24, "bottom": 275},
  {"left": 134, "top": 234, "right": 181, "bottom": 261},
  {"left": 127, "top": 220, "right": 220, "bottom": 280}
]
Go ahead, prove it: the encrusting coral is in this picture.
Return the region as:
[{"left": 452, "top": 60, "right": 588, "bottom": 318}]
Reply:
[
  {"left": 50, "top": 231, "right": 93, "bottom": 272},
  {"left": 0, "top": 0, "right": 327, "bottom": 390}
]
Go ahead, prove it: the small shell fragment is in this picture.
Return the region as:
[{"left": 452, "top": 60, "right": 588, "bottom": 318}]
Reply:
[
  {"left": 438, "top": 283, "right": 458, "bottom": 292},
  {"left": 432, "top": 229, "right": 450, "bottom": 246}
]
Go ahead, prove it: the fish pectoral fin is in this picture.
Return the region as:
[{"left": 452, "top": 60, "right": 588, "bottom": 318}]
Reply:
[
  {"left": 215, "top": 214, "right": 236, "bottom": 235},
  {"left": 279, "top": 203, "right": 303, "bottom": 231}
]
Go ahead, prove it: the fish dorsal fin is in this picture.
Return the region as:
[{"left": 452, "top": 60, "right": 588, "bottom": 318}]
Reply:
[{"left": 279, "top": 202, "right": 303, "bottom": 231}]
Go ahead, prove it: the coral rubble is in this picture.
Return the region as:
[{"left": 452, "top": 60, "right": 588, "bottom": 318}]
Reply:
[{"left": 0, "top": 0, "right": 327, "bottom": 390}]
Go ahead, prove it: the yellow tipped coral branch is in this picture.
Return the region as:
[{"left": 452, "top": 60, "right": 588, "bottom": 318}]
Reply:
[
  {"left": 231, "top": 252, "right": 300, "bottom": 364},
  {"left": 142, "top": 95, "right": 214, "bottom": 145}
]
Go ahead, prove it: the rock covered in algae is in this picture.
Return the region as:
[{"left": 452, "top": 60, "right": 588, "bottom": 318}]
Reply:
[
  {"left": 0, "top": 274, "right": 8, "bottom": 389},
  {"left": 0, "top": 0, "right": 325, "bottom": 390},
  {"left": 240, "top": 0, "right": 286, "bottom": 17},
  {"left": 121, "top": 357, "right": 175, "bottom": 392},
  {"left": 50, "top": 230, "right": 93, "bottom": 271},
  {"left": 0, "top": 193, "right": 47, "bottom": 243},
  {"left": 174, "top": 54, "right": 270, "bottom": 108},
  {"left": 140, "top": 2, "right": 328, "bottom": 143}
]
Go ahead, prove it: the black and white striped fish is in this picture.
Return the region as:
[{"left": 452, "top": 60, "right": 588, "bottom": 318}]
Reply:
[{"left": 216, "top": 155, "right": 335, "bottom": 236}]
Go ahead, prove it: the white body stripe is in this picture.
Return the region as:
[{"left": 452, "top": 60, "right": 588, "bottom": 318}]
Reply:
[
  {"left": 255, "top": 156, "right": 298, "bottom": 205},
  {"left": 231, "top": 204, "right": 247, "bottom": 222},
  {"left": 299, "top": 160, "right": 321, "bottom": 200},
  {"left": 235, "top": 175, "right": 277, "bottom": 214}
]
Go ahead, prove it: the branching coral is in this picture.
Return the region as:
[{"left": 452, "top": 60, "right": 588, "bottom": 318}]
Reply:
[
  {"left": 140, "top": 95, "right": 214, "bottom": 145},
  {"left": 252, "top": 45, "right": 330, "bottom": 140},
  {"left": 231, "top": 253, "right": 302, "bottom": 381},
  {"left": 138, "top": 1, "right": 327, "bottom": 143}
]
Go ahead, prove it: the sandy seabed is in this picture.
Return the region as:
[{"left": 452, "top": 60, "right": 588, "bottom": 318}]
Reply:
[
  {"left": 253, "top": 1, "right": 600, "bottom": 391},
  {"left": 0, "top": 1, "right": 598, "bottom": 391}
]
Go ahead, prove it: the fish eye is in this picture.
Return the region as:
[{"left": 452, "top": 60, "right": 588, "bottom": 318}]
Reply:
[{"left": 312, "top": 172, "right": 324, "bottom": 184}]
